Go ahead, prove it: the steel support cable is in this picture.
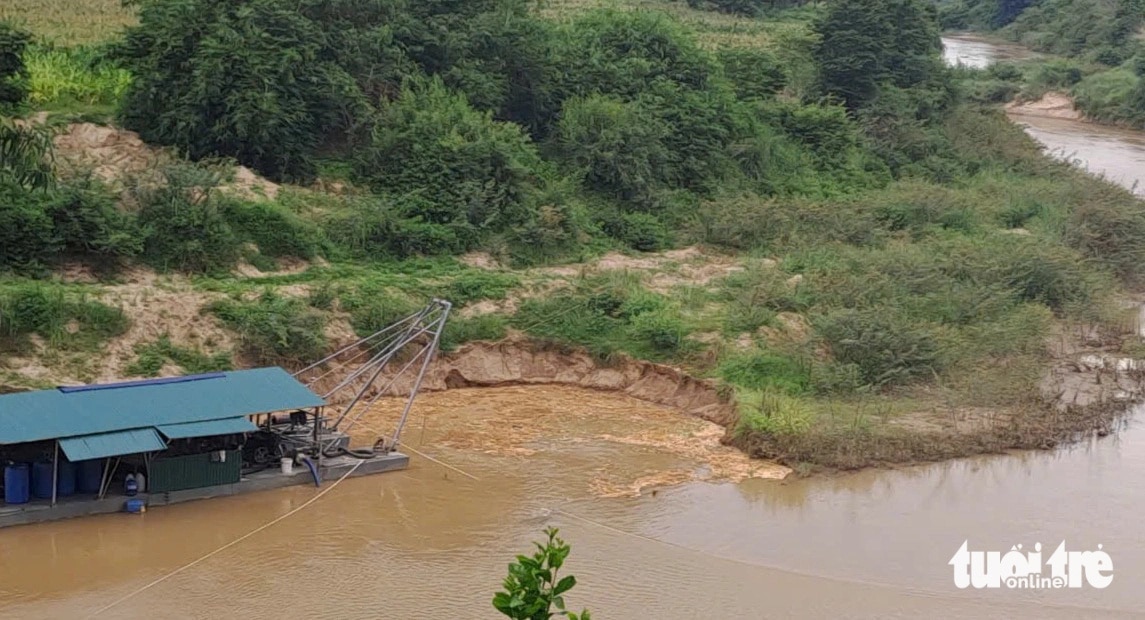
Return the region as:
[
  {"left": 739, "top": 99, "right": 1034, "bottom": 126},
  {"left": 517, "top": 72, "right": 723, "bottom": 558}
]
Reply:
[
  {"left": 329, "top": 319, "right": 441, "bottom": 428},
  {"left": 291, "top": 310, "right": 423, "bottom": 378},
  {"left": 298, "top": 324, "right": 410, "bottom": 390}
]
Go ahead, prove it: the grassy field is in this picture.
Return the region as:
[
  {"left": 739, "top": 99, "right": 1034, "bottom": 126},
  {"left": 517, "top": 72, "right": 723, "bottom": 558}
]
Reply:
[{"left": 0, "top": 0, "right": 135, "bottom": 45}]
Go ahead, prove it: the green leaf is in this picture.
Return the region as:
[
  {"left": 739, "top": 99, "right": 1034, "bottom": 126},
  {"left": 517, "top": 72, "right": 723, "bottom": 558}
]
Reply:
[{"left": 554, "top": 575, "right": 577, "bottom": 596}]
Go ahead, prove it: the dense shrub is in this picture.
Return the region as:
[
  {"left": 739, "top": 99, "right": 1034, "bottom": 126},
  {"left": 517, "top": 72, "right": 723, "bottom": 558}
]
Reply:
[
  {"left": 555, "top": 10, "right": 717, "bottom": 101},
  {"left": 555, "top": 95, "right": 671, "bottom": 203},
  {"left": 813, "top": 0, "right": 948, "bottom": 111},
  {"left": 45, "top": 176, "right": 141, "bottom": 260},
  {"left": 118, "top": 0, "right": 367, "bottom": 181},
  {"left": 719, "top": 351, "right": 813, "bottom": 395},
  {"left": 134, "top": 164, "right": 241, "bottom": 273},
  {"left": 815, "top": 308, "right": 942, "bottom": 388},
  {"left": 209, "top": 291, "right": 327, "bottom": 364},
  {"left": 0, "top": 22, "right": 30, "bottom": 108},
  {"left": 0, "top": 179, "right": 59, "bottom": 270},
  {"left": 355, "top": 78, "right": 543, "bottom": 241},
  {"left": 717, "top": 48, "right": 788, "bottom": 100},
  {"left": 0, "top": 283, "right": 128, "bottom": 347},
  {"left": 221, "top": 199, "right": 323, "bottom": 259}
]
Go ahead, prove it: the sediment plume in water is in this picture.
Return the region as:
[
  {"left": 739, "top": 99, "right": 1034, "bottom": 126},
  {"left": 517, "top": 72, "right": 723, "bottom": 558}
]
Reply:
[{"left": 350, "top": 385, "right": 790, "bottom": 498}]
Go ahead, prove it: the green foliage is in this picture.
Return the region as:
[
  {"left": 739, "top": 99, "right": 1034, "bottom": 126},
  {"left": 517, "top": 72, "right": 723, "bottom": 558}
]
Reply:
[
  {"left": 514, "top": 278, "right": 689, "bottom": 361},
  {"left": 717, "top": 47, "right": 788, "bottom": 100},
  {"left": 720, "top": 351, "right": 812, "bottom": 395},
  {"left": 221, "top": 199, "right": 323, "bottom": 259},
  {"left": 127, "top": 335, "right": 232, "bottom": 377},
  {"left": 555, "top": 10, "right": 716, "bottom": 102},
  {"left": 118, "top": 0, "right": 367, "bottom": 181},
  {"left": 0, "top": 282, "right": 128, "bottom": 348},
  {"left": 209, "top": 291, "right": 327, "bottom": 365},
  {"left": 815, "top": 307, "right": 942, "bottom": 387},
  {"left": 555, "top": 94, "right": 671, "bottom": 204},
  {"left": 493, "top": 527, "right": 591, "bottom": 620},
  {"left": 600, "top": 211, "right": 671, "bottom": 251},
  {"left": 46, "top": 175, "right": 141, "bottom": 260},
  {"left": 437, "top": 271, "right": 519, "bottom": 307},
  {"left": 339, "top": 287, "right": 419, "bottom": 337},
  {"left": 0, "top": 177, "right": 59, "bottom": 270},
  {"left": 1072, "top": 67, "right": 1145, "bottom": 128},
  {"left": 24, "top": 44, "right": 131, "bottom": 111},
  {"left": 0, "top": 120, "right": 54, "bottom": 190},
  {"left": 355, "top": 78, "right": 543, "bottom": 243},
  {"left": 440, "top": 314, "right": 509, "bottom": 352},
  {"left": 734, "top": 388, "right": 814, "bottom": 436},
  {"left": 813, "top": 0, "right": 948, "bottom": 111},
  {"left": 0, "top": 22, "right": 30, "bottom": 108},
  {"left": 134, "top": 164, "right": 241, "bottom": 273}
]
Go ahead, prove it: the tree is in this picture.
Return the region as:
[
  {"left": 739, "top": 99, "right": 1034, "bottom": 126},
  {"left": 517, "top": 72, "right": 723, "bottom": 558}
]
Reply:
[
  {"left": 0, "top": 121, "right": 53, "bottom": 191},
  {"left": 812, "top": 0, "right": 946, "bottom": 110},
  {"left": 493, "top": 527, "right": 591, "bottom": 620},
  {"left": 0, "top": 22, "right": 30, "bottom": 109}
]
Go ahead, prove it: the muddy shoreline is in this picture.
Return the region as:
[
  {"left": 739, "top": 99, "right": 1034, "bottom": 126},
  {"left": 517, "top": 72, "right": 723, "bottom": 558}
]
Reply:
[{"left": 344, "top": 319, "right": 1145, "bottom": 474}]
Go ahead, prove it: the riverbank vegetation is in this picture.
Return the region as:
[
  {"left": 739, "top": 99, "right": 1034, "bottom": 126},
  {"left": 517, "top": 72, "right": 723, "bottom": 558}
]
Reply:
[
  {"left": 939, "top": 0, "right": 1145, "bottom": 127},
  {"left": 2, "top": 0, "right": 1144, "bottom": 469}
]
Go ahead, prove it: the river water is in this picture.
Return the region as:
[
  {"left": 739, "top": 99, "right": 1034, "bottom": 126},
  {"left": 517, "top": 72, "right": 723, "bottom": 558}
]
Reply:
[
  {"left": 943, "top": 33, "right": 1145, "bottom": 196},
  {"left": 4, "top": 39, "right": 1145, "bottom": 620}
]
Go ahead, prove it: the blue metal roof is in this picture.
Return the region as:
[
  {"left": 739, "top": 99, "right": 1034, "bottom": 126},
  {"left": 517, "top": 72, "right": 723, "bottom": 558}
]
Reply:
[
  {"left": 0, "top": 367, "right": 323, "bottom": 445},
  {"left": 157, "top": 417, "right": 259, "bottom": 440},
  {"left": 59, "top": 428, "right": 168, "bottom": 461}
]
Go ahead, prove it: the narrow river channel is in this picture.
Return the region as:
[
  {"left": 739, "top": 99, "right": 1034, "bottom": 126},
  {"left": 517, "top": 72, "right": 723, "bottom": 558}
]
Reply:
[{"left": 2, "top": 39, "right": 1145, "bottom": 620}]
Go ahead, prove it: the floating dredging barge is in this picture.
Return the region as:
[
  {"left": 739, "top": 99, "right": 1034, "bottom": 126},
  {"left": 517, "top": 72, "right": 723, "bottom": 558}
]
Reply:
[{"left": 0, "top": 300, "right": 451, "bottom": 528}]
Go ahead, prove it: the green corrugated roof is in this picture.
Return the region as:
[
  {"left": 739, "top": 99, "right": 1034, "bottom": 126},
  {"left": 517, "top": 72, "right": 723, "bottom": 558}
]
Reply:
[
  {"left": 0, "top": 367, "right": 324, "bottom": 445},
  {"left": 157, "top": 417, "right": 259, "bottom": 439},
  {"left": 59, "top": 428, "right": 168, "bottom": 461}
]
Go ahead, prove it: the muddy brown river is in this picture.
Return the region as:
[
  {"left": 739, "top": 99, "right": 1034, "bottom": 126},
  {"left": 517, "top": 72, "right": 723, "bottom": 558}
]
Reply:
[{"left": 3, "top": 38, "right": 1145, "bottom": 620}]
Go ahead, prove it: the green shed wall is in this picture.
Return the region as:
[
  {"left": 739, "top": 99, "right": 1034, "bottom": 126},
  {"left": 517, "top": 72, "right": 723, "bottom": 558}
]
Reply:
[{"left": 149, "top": 450, "right": 242, "bottom": 492}]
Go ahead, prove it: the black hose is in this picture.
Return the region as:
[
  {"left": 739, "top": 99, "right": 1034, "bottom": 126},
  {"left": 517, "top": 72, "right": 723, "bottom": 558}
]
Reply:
[{"left": 321, "top": 446, "right": 376, "bottom": 460}]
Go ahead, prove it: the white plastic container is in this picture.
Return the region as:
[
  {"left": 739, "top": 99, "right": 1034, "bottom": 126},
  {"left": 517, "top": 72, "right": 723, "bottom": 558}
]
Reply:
[
  {"left": 280, "top": 457, "right": 294, "bottom": 475},
  {"left": 135, "top": 472, "right": 147, "bottom": 493}
]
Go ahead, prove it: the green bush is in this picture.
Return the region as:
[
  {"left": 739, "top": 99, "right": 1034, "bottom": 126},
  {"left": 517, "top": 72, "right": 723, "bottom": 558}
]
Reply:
[
  {"left": 555, "top": 10, "right": 716, "bottom": 101},
  {"left": 209, "top": 291, "right": 327, "bottom": 364},
  {"left": 0, "top": 22, "right": 30, "bottom": 108},
  {"left": 355, "top": 78, "right": 543, "bottom": 240},
  {"left": 134, "top": 164, "right": 241, "bottom": 273},
  {"left": 815, "top": 307, "right": 942, "bottom": 388},
  {"left": 717, "top": 48, "right": 787, "bottom": 100},
  {"left": 601, "top": 212, "right": 671, "bottom": 252},
  {"left": 440, "top": 314, "right": 509, "bottom": 351},
  {"left": 0, "top": 179, "right": 60, "bottom": 270},
  {"left": 45, "top": 176, "right": 141, "bottom": 260},
  {"left": 339, "top": 288, "right": 420, "bottom": 337},
  {"left": 118, "top": 0, "right": 367, "bottom": 181},
  {"left": 555, "top": 95, "right": 671, "bottom": 203},
  {"left": 813, "top": 0, "right": 948, "bottom": 111},
  {"left": 127, "top": 335, "right": 233, "bottom": 377},
  {"left": 0, "top": 283, "right": 128, "bottom": 347},
  {"left": 438, "top": 271, "right": 519, "bottom": 307},
  {"left": 221, "top": 199, "right": 323, "bottom": 259},
  {"left": 25, "top": 44, "right": 131, "bottom": 110},
  {"left": 719, "top": 351, "right": 812, "bottom": 395}
]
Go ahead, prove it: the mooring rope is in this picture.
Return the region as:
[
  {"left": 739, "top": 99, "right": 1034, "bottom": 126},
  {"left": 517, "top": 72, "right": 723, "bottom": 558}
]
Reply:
[
  {"left": 397, "top": 442, "right": 481, "bottom": 482},
  {"left": 83, "top": 460, "right": 365, "bottom": 619}
]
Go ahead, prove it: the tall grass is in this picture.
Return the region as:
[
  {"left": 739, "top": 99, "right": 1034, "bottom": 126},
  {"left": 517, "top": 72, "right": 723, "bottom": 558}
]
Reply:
[
  {"left": 24, "top": 45, "right": 131, "bottom": 111},
  {"left": 0, "top": 282, "right": 128, "bottom": 349}
]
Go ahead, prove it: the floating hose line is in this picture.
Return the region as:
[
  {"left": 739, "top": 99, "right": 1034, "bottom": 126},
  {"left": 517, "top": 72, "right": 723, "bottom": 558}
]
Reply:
[{"left": 83, "top": 460, "right": 365, "bottom": 619}]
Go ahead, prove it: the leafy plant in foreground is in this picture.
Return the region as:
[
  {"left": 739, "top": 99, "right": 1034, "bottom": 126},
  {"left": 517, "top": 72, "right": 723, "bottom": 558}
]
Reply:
[{"left": 493, "top": 527, "right": 591, "bottom": 620}]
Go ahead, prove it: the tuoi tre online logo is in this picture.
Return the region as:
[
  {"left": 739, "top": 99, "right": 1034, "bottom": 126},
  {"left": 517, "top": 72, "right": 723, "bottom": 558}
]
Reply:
[{"left": 949, "top": 541, "right": 1113, "bottom": 589}]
